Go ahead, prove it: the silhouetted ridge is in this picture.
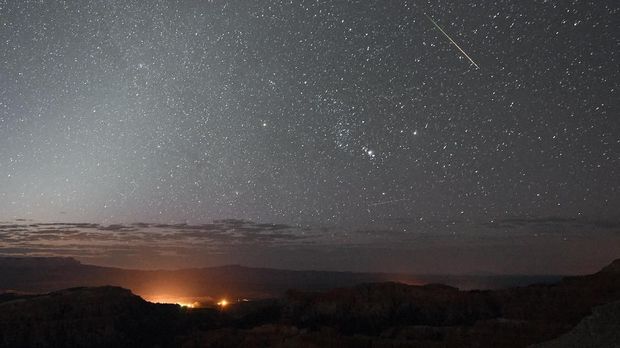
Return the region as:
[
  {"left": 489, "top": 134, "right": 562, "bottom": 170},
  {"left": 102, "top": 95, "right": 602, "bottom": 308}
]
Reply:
[
  {"left": 597, "top": 258, "right": 620, "bottom": 274},
  {"left": 531, "top": 301, "right": 620, "bottom": 348},
  {"left": 0, "top": 256, "right": 567, "bottom": 300},
  {"left": 0, "top": 286, "right": 207, "bottom": 348}
]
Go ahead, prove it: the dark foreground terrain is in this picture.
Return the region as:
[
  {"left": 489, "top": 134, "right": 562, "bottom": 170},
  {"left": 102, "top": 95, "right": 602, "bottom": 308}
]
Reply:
[{"left": 0, "top": 259, "right": 619, "bottom": 347}]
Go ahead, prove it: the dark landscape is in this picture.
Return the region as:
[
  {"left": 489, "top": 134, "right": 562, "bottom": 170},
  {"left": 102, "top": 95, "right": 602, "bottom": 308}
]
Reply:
[{"left": 0, "top": 256, "right": 619, "bottom": 347}]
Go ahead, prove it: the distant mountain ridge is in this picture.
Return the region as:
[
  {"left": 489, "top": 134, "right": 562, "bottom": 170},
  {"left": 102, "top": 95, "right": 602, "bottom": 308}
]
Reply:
[{"left": 0, "top": 256, "right": 563, "bottom": 299}]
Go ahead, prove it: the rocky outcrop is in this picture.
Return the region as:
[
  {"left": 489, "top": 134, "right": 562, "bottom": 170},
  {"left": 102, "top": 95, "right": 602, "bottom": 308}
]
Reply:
[
  {"left": 598, "top": 259, "right": 620, "bottom": 275},
  {"left": 529, "top": 301, "right": 620, "bottom": 348},
  {"left": 282, "top": 282, "right": 499, "bottom": 333},
  {"left": 0, "top": 287, "right": 201, "bottom": 348},
  {"left": 278, "top": 259, "right": 620, "bottom": 347}
]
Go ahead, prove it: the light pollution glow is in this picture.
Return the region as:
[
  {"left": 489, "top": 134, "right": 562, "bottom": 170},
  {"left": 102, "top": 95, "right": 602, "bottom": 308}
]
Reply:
[{"left": 145, "top": 295, "right": 201, "bottom": 309}]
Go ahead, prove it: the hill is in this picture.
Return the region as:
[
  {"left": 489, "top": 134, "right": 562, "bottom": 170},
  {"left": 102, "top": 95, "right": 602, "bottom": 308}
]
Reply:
[{"left": 0, "top": 258, "right": 618, "bottom": 347}]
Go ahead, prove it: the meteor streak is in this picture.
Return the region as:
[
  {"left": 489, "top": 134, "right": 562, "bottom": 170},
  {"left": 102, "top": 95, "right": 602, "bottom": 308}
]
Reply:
[
  {"left": 425, "top": 13, "right": 480, "bottom": 69},
  {"left": 369, "top": 198, "right": 411, "bottom": 207}
]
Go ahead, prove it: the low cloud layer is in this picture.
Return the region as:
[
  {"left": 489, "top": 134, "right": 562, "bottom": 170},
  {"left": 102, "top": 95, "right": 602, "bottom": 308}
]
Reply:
[{"left": 1, "top": 217, "right": 619, "bottom": 274}]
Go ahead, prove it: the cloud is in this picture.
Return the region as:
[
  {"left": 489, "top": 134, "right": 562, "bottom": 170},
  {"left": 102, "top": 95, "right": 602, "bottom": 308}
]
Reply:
[
  {"left": 482, "top": 217, "right": 620, "bottom": 232},
  {"left": 1, "top": 217, "right": 618, "bottom": 271},
  {"left": 0, "top": 220, "right": 311, "bottom": 256}
]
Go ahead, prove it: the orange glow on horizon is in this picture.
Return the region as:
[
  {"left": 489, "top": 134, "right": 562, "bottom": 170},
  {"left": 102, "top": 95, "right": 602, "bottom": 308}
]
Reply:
[
  {"left": 176, "top": 302, "right": 199, "bottom": 308},
  {"left": 145, "top": 295, "right": 201, "bottom": 308},
  {"left": 217, "top": 299, "right": 229, "bottom": 307}
]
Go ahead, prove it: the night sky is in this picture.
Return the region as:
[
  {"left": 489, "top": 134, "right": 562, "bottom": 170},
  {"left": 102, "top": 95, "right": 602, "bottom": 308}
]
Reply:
[{"left": 1, "top": 0, "right": 618, "bottom": 274}]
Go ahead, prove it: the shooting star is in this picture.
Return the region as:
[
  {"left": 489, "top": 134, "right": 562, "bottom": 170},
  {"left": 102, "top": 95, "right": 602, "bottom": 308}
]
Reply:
[
  {"left": 425, "top": 13, "right": 480, "bottom": 70},
  {"left": 369, "top": 198, "right": 411, "bottom": 207}
]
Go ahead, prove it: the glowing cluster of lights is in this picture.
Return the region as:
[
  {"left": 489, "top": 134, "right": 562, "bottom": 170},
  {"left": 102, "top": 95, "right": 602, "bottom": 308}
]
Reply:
[
  {"left": 176, "top": 302, "right": 199, "bottom": 308},
  {"left": 145, "top": 295, "right": 234, "bottom": 309},
  {"left": 145, "top": 295, "right": 200, "bottom": 309}
]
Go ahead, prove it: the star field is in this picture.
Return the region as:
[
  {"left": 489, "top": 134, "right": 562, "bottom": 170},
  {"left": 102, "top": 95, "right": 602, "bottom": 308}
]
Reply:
[{"left": 0, "top": 0, "right": 618, "bottom": 272}]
